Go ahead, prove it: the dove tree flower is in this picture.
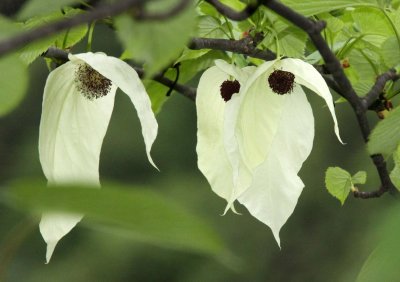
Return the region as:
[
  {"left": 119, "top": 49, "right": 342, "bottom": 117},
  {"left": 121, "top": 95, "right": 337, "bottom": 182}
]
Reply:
[
  {"left": 196, "top": 59, "right": 342, "bottom": 246},
  {"left": 39, "top": 52, "right": 158, "bottom": 263}
]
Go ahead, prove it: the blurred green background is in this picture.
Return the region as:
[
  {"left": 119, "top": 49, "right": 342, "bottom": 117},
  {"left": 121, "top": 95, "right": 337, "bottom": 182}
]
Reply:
[{"left": 0, "top": 24, "right": 399, "bottom": 282}]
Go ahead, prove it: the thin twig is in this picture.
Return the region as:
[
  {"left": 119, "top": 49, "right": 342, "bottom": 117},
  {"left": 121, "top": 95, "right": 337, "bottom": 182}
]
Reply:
[
  {"left": 353, "top": 186, "right": 386, "bottom": 198},
  {"left": 362, "top": 69, "right": 399, "bottom": 109},
  {"left": 190, "top": 37, "right": 276, "bottom": 61},
  {"left": 135, "top": 68, "right": 197, "bottom": 101}
]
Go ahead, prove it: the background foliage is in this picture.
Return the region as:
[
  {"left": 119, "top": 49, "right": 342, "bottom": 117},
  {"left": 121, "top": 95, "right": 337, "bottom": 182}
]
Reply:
[{"left": 1, "top": 0, "right": 400, "bottom": 281}]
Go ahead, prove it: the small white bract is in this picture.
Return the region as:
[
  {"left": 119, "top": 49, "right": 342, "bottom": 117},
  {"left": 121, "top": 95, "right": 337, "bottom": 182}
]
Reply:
[
  {"left": 196, "top": 58, "right": 342, "bottom": 246},
  {"left": 39, "top": 52, "right": 158, "bottom": 263}
]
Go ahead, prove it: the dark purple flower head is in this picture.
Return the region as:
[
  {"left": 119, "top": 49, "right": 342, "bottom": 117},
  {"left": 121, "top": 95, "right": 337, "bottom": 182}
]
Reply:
[
  {"left": 220, "top": 80, "right": 240, "bottom": 102},
  {"left": 268, "top": 70, "right": 295, "bottom": 95}
]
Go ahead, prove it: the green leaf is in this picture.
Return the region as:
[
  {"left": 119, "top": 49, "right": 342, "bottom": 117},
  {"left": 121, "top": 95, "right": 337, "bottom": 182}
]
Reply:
[
  {"left": 277, "top": 27, "right": 307, "bottom": 58},
  {"left": 391, "top": 7, "right": 400, "bottom": 34},
  {"left": 197, "top": 1, "right": 220, "bottom": 18},
  {"left": 179, "top": 50, "right": 227, "bottom": 80},
  {"left": 325, "top": 167, "right": 352, "bottom": 205},
  {"left": 356, "top": 235, "right": 400, "bottom": 282},
  {"left": 18, "top": 0, "right": 79, "bottom": 19},
  {"left": 356, "top": 203, "right": 400, "bottom": 282},
  {"left": 61, "top": 8, "right": 90, "bottom": 47},
  {"left": 19, "top": 9, "right": 88, "bottom": 65},
  {"left": 281, "top": 0, "right": 378, "bottom": 17},
  {"left": 3, "top": 181, "right": 232, "bottom": 261},
  {"left": 352, "top": 7, "right": 394, "bottom": 39},
  {"left": 381, "top": 36, "right": 400, "bottom": 68},
  {"left": 175, "top": 48, "right": 210, "bottom": 63},
  {"left": 345, "top": 49, "right": 378, "bottom": 96},
  {"left": 352, "top": 171, "right": 367, "bottom": 184},
  {"left": 0, "top": 54, "right": 29, "bottom": 116},
  {"left": 144, "top": 79, "right": 169, "bottom": 114},
  {"left": 115, "top": 1, "right": 197, "bottom": 76},
  {"left": 218, "top": 0, "right": 246, "bottom": 11},
  {"left": 368, "top": 106, "right": 400, "bottom": 157},
  {"left": 390, "top": 145, "right": 400, "bottom": 190},
  {"left": 197, "top": 16, "right": 227, "bottom": 39},
  {"left": 324, "top": 14, "right": 345, "bottom": 34}
]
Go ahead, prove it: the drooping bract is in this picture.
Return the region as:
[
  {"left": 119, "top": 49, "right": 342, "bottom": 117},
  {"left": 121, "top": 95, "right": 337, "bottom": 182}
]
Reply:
[
  {"left": 196, "top": 58, "right": 342, "bottom": 245},
  {"left": 39, "top": 52, "right": 158, "bottom": 262}
]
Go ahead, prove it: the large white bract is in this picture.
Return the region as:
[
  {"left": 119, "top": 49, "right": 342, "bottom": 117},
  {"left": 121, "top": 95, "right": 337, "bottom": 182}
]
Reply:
[
  {"left": 39, "top": 52, "right": 158, "bottom": 263},
  {"left": 196, "top": 59, "right": 342, "bottom": 246}
]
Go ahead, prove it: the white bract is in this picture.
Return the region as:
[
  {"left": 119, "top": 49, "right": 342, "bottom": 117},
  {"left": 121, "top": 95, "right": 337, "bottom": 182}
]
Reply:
[
  {"left": 196, "top": 59, "right": 342, "bottom": 246},
  {"left": 39, "top": 52, "right": 158, "bottom": 263}
]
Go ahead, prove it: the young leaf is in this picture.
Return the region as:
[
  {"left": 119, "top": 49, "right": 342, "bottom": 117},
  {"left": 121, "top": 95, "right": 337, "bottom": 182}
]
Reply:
[
  {"left": 4, "top": 181, "right": 231, "bottom": 260},
  {"left": 390, "top": 145, "right": 400, "bottom": 191},
  {"left": 0, "top": 54, "right": 29, "bottom": 116},
  {"left": 325, "top": 167, "right": 352, "bottom": 205},
  {"left": 352, "top": 171, "right": 367, "bottom": 185},
  {"left": 368, "top": 106, "right": 400, "bottom": 157},
  {"left": 115, "top": 1, "right": 197, "bottom": 76}
]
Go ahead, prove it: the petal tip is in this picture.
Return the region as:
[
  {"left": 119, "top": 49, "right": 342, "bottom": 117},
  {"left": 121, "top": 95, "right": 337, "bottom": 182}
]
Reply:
[
  {"left": 45, "top": 240, "right": 58, "bottom": 264},
  {"left": 147, "top": 153, "right": 159, "bottom": 171},
  {"left": 221, "top": 200, "right": 241, "bottom": 215},
  {"left": 272, "top": 230, "right": 281, "bottom": 249}
]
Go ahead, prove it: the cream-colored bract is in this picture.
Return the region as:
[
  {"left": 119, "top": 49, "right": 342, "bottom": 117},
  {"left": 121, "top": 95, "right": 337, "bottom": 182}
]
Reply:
[
  {"left": 39, "top": 52, "right": 158, "bottom": 263},
  {"left": 196, "top": 58, "right": 342, "bottom": 246}
]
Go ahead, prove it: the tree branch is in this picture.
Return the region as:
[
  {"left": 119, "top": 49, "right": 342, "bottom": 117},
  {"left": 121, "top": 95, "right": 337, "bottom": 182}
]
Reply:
[
  {"left": 0, "top": 0, "right": 148, "bottom": 58},
  {"left": 204, "top": 0, "right": 260, "bottom": 21},
  {"left": 44, "top": 47, "right": 69, "bottom": 61}
]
